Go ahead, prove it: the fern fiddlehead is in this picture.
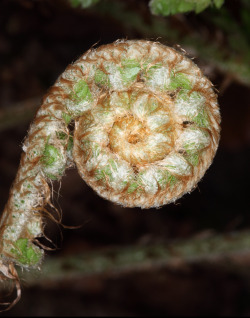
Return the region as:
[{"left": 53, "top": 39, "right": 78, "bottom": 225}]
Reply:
[{"left": 0, "top": 40, "right": 220, "bottom": 303}]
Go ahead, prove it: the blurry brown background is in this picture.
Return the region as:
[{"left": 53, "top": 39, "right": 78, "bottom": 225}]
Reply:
[{"left": 0, "top": 0, "right": 250, "bottom": 316}]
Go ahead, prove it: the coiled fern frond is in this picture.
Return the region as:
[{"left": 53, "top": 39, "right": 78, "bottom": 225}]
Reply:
[{"left": 0, "top": 40, "right": 220, "bottom": 307}]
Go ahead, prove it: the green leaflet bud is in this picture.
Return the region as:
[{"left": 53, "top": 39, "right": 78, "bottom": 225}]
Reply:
[{"left": 10, "top": 238, "right": 42, "bottom": 266}]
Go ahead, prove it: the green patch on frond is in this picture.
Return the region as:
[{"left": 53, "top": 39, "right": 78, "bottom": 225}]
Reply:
[
  {"left": 126, "top": 172, "right": 146, "bottom": 194},
  {"left": 56, "top": 131, "right": 68, "bottom": 140},
  {"left": 94, "top": 69, "right": 110, "bottom": 87},
  {"left": 62, "top": 112, "right": 71, "bottom": 125},
  {"left": 169, "top": 71, "right": 192, "bottom": 90},
  {"left": 71, "top": 80, "right": 92, "bottom": 103},
  {"left": 45, "top": 173, "right": 59, "bottom": 180},
  {"left": 183, "top": 140, "right": 206, "bottom": 166},
  {"left": 127, "top": 182, "right": 139, "bottom": 194},
  {"left": 109, "top": 158, "right": 118, "bottom": 172},
  {"left": 183, "top": 141, "right": 196, "bottom": 152},
  {"left": 119, "top": 59, "right": 141, "bottom": 84},
  {"left": 145, "top": 63, "right": 162, "bottom": 77},
  {"left": 67, "top": 136, "right": 74, "bottom": 152},
  {"left": 157, "top": 169, "right": 178, "bottom": 188},
  {"left": 94, "top": 169, "right": 105, "bottom": 181},
  {"left": 95, "top": 164, "right": 114, "bottom": 182},
  {"left": 10, "top": 238, "right": 42, "bottom": 266},
  {"left": 149, "top": 0, "right": 224, "bottom": 16},
  {"left": 165, "top": 164, "right": 177, "bottom": 170},
  {"left": 177, "top": 90, "right": 203, "bottom": 102},
  {"left": 193, "top": 109, "right": 210, "bottom": 128},
  {"left": 167, "top": 173, "right": 178, "bottom": 187},
  {"left": 41, "top": 144, "right": 60, "bottom": 167},
  {"left": 95, "top": 159, "right": 120, "bottom": 184},
  {"left": 183, "top": 137, "right": 209, "bottom": 166},
  {"left": 185, "top": 152, "right": 200, "bottom": 166}
]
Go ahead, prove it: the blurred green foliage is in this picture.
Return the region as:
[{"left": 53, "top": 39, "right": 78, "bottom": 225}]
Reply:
[
  {"left": 69, "top": 0, "right": 100, "bottom": 9},
  {"left": 149, "top": 0, "right": 224, "bottom": 16},
  {"left": 80, "top": 0, "right": 250, "bottom": 86}
]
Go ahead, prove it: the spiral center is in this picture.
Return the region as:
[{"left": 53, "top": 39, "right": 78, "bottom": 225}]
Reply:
[
  {"left": 109, "top": 109, "right": 174, "bottom": 166},
  {"left": 75, "top": 90, "right": 176, "bottom": 169},
  {"left": 123, "top": 116, "right": 148, "bottom": 145},
  {"left": 127, "top": 133, "right": 141, "bottom": 144}
]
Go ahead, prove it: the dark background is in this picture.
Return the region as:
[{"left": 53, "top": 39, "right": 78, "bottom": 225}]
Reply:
[{"left": 0, "top": 0, "right": 250, "bottom": 316}]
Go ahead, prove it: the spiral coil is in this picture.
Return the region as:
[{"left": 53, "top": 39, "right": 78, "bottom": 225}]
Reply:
[{"left": 68, "top": 40, "right": 220, "bottom": 208}]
